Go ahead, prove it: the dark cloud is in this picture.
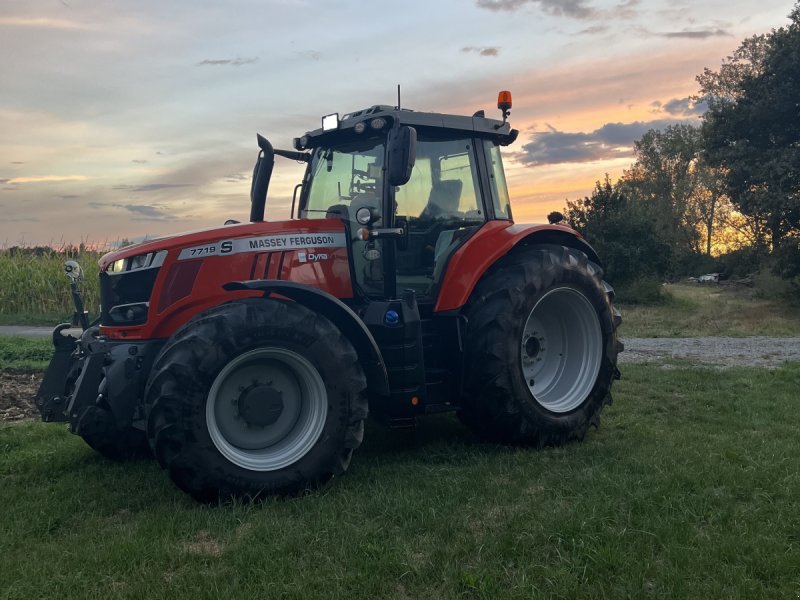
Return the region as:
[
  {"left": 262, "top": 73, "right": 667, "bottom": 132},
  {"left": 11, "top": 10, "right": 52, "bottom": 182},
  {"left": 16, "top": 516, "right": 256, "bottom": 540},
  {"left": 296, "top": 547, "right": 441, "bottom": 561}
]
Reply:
[
  {"left": 10, "top": 161, "right": 25, "bottom": 165},
  {"left": 577, "top": 25, "right": 608, "bottom": 35},
  {"left": 112, "top": 183, "right": 193, "bottom": 192},
  {"left": 0, "top": 179, "right": 9, "bottom": 184},
  {"left": 196, "top": 57, "right": 258, "bottom": 67},
  {"left": 651, "top": 97, "right": 707, "bottom": 117},
  {"left": 59, "top": 194, "right": 80, "bottom": 199},
  {"left": 517, "top": 119, "right": 682, "bottom": 166},
  {"left": 87, "top": 201, "right": 176, "bottom": 221},
  {"left": 124, "top": 204, "right": 176, "bottom": 220},
  {"left": 477, "top": 0, "right": 527, "bottom": 9},
  {"left": 462, "top": 46, "right": 501, "bottom": 57},
  {"left": 661, "top": 28, "right": 730, "bottom": 39},
  {"left": 662, "top": 97, "right": 707, "bottom": 116},
  {"left": 476, "top": 0, "right": 638, "bottom": 20},
  {"left": 477, "top": 0, "right": 596, "bottom": 18},
  {"left": 131, "top": 159, "right": 147, "bottom": 164}
]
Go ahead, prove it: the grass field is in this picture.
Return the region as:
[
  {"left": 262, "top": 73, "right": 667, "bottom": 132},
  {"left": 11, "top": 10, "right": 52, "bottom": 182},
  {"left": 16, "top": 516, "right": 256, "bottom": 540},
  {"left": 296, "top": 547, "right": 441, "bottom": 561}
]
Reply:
[
  {"left": 2, "top": 363, "right": 800, "bottom": 599},
  {"left": 618, "top": 283, "right": 800, "bottom": 338},
  {"left": 0, "top": 336, "right": 53, "bottom": 372}
]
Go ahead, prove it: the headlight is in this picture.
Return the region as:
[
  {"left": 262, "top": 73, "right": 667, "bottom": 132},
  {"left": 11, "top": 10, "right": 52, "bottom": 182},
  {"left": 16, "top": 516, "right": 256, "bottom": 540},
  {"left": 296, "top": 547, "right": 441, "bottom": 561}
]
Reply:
[
  {"left": 107, "top": 250, "right": 167, "bottom": 274},
  {"left": 355, "top": 207, "right": 373, "bottom": 225},
  {"left": 108, "top": 302, "right": 149, "bottom": 325}
]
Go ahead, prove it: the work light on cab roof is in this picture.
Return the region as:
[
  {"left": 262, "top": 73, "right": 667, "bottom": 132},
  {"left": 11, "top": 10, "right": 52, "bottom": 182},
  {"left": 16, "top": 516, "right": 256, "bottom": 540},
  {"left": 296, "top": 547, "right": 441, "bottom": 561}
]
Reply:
[{"left": 36, "top": 88, "right": 622, "bottom": 503}]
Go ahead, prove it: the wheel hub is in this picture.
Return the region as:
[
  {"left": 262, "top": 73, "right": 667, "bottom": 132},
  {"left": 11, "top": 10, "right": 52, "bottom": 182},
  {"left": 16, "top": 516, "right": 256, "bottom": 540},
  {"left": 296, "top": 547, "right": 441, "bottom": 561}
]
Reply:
[
  {"left": 524, "top": 335, "right": 542, "bottom": 360},
  {"left": 238, "top": 384, "right": 284, "bottom": 427}
]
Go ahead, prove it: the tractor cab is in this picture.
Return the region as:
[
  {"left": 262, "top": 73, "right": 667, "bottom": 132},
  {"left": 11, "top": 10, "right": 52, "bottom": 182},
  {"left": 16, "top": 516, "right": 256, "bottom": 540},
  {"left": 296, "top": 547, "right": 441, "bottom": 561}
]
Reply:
[{"left": 253, "top": 98, "right": 519, "bottom": 304}]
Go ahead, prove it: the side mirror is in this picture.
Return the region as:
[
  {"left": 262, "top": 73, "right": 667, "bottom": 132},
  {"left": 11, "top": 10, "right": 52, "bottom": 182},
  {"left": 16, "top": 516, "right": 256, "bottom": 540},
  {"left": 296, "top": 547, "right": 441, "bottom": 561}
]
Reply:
[{"left": 387, "top": 126, "right": 417, "bottom": 186}]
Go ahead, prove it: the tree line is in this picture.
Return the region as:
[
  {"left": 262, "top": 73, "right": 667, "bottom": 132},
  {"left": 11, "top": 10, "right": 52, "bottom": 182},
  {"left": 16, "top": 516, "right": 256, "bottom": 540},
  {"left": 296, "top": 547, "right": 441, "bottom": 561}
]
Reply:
[{"left": 564, "top": 3, "right": 800, "bottom": 299}]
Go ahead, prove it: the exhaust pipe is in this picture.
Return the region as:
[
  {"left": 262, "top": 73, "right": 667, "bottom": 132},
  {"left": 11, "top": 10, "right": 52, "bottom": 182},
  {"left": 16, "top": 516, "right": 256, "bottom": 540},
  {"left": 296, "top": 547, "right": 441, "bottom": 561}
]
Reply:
[{"left": 250, "top": 134, "right": 274, "bottom": 223}]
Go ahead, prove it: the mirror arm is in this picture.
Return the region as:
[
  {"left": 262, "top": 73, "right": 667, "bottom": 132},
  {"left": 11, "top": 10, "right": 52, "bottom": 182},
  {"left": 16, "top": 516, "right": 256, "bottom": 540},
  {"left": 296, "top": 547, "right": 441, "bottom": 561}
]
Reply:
[{"left": 274, "top": 148, "right": 310, "bottom": 162}]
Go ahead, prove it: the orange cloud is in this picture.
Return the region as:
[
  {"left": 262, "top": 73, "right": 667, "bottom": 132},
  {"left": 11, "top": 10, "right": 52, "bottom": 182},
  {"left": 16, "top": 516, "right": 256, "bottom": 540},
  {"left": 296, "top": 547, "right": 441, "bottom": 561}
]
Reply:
[
  {"left": 0, "top": 17, "right": 90, "bottom": 30},
  {"left": 6, "top": 175, "right": 90, "bottom": 184}
]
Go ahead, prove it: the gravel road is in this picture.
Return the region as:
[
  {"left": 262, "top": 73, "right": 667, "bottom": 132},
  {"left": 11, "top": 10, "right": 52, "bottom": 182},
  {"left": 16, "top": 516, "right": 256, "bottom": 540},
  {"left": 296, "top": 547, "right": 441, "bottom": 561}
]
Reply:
[{"left": 619, "top": 336, "right": 800, "bottom": 368}]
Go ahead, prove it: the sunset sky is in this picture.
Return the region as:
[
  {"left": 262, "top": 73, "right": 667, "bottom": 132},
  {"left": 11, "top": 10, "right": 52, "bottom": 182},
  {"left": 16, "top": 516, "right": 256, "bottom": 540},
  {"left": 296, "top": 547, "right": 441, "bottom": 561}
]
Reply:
[{"left": 0, "top": 0, "right": 794, "bottom": 246}]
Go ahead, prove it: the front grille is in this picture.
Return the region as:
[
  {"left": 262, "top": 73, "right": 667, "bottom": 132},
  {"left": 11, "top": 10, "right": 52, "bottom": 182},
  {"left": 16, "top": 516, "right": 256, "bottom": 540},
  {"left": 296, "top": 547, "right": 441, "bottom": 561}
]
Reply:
[{"left": 100, "top": 268, "right": 160, "bottom": 326}]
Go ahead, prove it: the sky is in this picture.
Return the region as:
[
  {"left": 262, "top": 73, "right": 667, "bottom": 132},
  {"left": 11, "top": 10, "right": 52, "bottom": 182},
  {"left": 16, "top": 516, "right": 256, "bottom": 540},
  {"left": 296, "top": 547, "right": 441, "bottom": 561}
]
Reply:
[{"left": 0, "top": 0, "right": 795, "bottom": 246}]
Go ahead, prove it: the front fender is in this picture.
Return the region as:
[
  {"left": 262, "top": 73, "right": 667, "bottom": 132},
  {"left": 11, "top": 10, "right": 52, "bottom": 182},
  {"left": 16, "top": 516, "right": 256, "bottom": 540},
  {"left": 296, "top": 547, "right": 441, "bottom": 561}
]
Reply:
[{"left": 223, "top": 280, "right": 390, "bottom": 398}]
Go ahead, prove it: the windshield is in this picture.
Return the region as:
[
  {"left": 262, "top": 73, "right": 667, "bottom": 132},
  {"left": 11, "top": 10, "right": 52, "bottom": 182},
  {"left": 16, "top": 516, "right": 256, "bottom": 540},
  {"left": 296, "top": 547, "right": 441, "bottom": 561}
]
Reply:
[{"left": 302, "top": 139, "right": 385, "bottom": 221}]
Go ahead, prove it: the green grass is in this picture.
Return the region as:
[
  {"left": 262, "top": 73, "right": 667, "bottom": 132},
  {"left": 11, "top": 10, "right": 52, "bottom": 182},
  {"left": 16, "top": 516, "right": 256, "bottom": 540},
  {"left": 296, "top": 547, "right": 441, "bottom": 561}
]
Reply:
[
  {"left": 0, "top": 336, "right": 53, "bottom": 371},
  {"left": 619, "top": 283, "right": 800, "bottom": 337},
  {"left": 2, "top": 363, "right": 800, "bottom": 599}
]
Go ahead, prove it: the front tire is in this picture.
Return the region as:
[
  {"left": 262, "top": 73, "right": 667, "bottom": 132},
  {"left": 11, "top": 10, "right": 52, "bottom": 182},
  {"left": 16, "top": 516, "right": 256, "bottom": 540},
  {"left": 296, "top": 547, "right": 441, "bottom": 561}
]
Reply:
[
  {"left": 145, "top": 299, "right": 368, "bottom": 502},
  {"left": 459, "top": 244, "right": 621, "bottom": 446}
]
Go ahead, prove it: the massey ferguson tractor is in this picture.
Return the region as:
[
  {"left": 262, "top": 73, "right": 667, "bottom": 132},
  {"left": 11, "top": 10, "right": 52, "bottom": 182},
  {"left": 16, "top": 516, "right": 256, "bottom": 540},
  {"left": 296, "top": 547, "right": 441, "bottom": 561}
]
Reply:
[{"left": 37, "top": 92, "right": 622, "bottom": 501}]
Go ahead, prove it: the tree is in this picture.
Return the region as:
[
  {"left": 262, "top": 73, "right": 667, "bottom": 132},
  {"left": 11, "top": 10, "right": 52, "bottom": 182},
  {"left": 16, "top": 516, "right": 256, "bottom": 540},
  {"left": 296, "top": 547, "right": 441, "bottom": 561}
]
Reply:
[
  {"left": 565, "top": 175, "right": 671, "bottom": 285},
  {"left": 619, "top": 124, "right": 733, "bottom": 266},
  {"left": 694, "top": 164, "right": 733, "bottom": 256},
  {"left": 699, "top": 4, "right": 800, "bottom": 251}
]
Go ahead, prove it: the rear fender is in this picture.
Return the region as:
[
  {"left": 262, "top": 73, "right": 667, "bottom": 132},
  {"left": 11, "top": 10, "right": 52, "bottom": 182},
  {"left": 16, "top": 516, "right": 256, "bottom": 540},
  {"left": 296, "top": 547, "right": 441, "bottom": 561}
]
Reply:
[
  {"left": 223, "top": 280, "right": 390, "bottom": 398},
  {"left": 433, "top": 221, "right": 601, "bottom": 313}
]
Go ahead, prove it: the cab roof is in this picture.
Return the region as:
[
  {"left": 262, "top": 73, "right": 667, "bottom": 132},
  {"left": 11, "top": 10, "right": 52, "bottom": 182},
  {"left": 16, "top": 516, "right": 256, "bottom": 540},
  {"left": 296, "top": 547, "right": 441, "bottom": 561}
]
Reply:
[{"left": 296, "top": 105, "right": 519, "bottom": 150}]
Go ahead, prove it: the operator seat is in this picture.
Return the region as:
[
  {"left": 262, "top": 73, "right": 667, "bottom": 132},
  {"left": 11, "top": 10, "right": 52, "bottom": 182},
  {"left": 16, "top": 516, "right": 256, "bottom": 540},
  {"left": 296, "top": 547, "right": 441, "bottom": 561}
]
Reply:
[{"left": 420, "top": 180, "right": 463, "bottom": 220}]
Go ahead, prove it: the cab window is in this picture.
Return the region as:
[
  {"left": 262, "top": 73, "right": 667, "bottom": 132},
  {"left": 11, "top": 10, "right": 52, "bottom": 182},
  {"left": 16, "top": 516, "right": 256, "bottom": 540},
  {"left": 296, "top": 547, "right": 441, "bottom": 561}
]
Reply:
[
  {"left": 394, "top": 137, "right": 486, "bottom": 297},
  {"left": 303, "top": 140, "right": 384, "bottom": 220},
  {"left": 483, "top": 141, "right": 511, "bottom": 219}
]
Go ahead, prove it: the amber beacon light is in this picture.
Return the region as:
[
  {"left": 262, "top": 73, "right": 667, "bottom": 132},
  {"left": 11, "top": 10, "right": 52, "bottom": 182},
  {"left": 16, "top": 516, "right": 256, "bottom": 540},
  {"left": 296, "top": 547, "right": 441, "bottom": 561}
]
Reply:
[{"left": 497, "top": 90, "right": 512, "bottom": 122}]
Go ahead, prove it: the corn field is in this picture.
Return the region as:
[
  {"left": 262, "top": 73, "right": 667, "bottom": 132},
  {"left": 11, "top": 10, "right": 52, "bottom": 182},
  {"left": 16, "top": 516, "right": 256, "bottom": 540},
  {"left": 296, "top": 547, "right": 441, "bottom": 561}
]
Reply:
[{"left": 0, "top": 247, "right": 103, "bottom": 320}]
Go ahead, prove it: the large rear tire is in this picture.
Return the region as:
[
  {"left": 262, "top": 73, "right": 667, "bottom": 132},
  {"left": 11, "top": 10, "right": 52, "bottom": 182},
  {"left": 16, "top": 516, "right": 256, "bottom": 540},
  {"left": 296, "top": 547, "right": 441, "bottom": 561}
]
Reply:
[
  {"left": 145, "top": 299, "right": 368, "bottom": 502},
  {"left": 458, "top": 244, "right": 621, "bottom": 446}
]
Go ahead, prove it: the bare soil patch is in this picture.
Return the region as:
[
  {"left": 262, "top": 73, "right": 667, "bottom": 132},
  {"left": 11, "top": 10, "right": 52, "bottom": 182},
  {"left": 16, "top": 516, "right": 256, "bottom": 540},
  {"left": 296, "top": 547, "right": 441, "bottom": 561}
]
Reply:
[{"left": 0, "top": 372, "right": 41, "bottom": 421}]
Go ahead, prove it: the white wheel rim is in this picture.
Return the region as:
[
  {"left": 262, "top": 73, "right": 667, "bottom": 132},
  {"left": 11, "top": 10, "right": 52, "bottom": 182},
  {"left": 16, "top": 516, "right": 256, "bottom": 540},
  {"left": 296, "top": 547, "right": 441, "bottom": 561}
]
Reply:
[
  {"left": 205, "top": 347, "right": 328, "bottom": 471},
  {"left": 520, "top": 287, "right": 603, "bottom": 413}
]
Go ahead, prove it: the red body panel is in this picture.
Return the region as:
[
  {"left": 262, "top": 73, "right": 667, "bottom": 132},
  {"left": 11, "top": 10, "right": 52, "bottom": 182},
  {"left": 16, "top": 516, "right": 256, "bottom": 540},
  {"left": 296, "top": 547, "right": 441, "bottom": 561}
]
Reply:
[
  {"left": 433, "top": 221, "right": 583, "bottom": 313},
  {"left": 99, "top": 219, "right": 352, "bottom": 340}
]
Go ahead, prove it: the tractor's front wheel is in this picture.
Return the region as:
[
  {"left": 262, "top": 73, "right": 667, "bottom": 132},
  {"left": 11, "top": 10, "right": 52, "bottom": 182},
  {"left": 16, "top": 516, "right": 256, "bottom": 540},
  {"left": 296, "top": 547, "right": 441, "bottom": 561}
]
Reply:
[
  {"left": 459, "top": 244, "right": 621, "bottom": 446},
  {"left": 145, "top": 299, "right": 368, "bottom": 502}
]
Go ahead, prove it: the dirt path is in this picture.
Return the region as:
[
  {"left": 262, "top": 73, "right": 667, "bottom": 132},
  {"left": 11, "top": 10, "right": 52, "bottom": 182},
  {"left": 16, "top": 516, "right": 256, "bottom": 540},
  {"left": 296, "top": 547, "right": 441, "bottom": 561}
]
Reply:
[
  {"left": 2, "top": 337, "right": 799, "bottom": 423},
  {"left": 619, "top": 336, "right": 800, "bottom": 368}
]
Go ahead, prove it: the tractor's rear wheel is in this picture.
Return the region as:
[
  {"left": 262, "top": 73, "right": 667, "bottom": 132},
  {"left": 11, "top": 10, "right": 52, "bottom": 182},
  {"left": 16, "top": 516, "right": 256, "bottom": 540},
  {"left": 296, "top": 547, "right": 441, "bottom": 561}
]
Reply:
[
  {"left": 459, "top": 244, "right": 621, "bottom": 446},
  {"left": 145, "top": 299, "right": 368, "bottom": 502}
]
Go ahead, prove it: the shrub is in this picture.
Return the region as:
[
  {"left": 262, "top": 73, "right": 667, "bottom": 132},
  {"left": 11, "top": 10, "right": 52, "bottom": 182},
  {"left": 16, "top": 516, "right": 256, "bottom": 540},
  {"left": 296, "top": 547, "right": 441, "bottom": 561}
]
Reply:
[{"left": 615, "top": 277, "right": 668, "bottom": 305}]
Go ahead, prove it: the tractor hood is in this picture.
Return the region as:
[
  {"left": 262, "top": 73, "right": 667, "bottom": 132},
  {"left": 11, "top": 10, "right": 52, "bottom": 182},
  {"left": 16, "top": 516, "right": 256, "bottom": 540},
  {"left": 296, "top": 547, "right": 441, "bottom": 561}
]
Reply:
[{"left": 98, "top": 219, "right": 347, "bottom": 272}]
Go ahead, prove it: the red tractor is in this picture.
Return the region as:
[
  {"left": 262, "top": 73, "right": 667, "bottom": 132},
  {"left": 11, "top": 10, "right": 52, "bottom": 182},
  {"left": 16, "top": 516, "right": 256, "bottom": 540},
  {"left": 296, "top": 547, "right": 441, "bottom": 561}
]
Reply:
[{"left": 37, "top": 92, "right": 622, "bottom": 501}]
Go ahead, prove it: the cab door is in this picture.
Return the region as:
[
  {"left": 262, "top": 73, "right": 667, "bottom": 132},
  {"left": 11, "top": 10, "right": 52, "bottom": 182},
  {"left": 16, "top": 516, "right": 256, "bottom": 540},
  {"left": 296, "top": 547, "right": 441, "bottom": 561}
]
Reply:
[{"left": 393, "top": 136, "right": 488, "bottom": 300}]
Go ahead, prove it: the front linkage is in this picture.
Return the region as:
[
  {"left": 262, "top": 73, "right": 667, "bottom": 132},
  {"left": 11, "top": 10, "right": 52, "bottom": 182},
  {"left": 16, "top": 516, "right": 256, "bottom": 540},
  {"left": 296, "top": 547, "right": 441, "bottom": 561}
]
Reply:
[{"left": 36, "top": 262, "right": 160, "bottom": 455}]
